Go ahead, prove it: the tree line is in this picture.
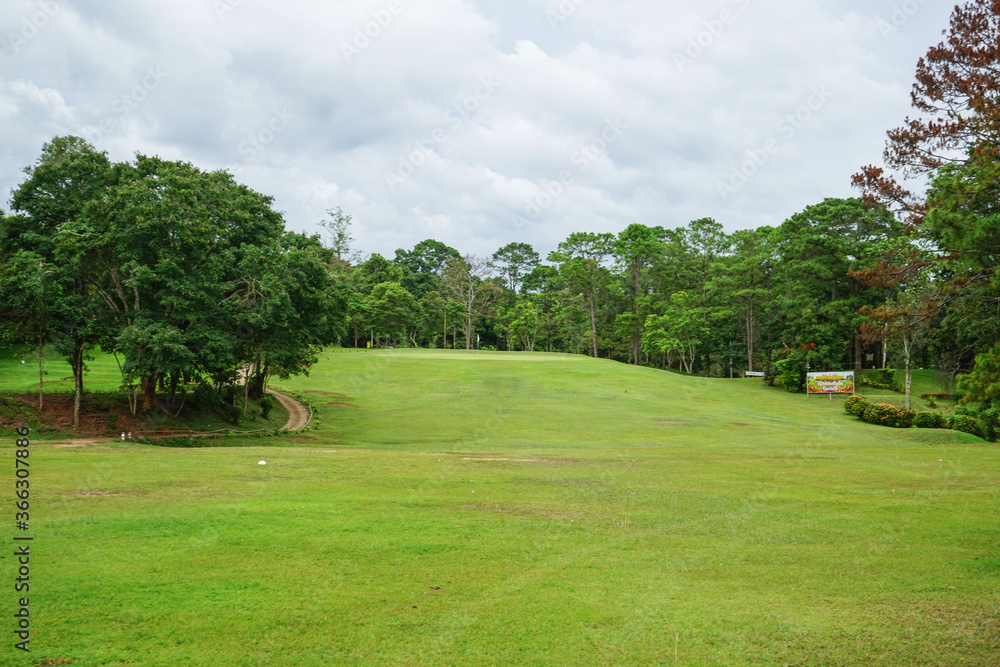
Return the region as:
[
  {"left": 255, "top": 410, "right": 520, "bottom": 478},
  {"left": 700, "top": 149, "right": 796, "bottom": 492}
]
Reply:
[{"left": 1, "top": 0, "right": 998, "bottom": 438}]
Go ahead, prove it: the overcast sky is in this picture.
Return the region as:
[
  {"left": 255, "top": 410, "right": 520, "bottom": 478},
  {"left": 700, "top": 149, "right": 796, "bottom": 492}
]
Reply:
[{"left": 0, "top": 0, "right": 955, "bottom": 260}]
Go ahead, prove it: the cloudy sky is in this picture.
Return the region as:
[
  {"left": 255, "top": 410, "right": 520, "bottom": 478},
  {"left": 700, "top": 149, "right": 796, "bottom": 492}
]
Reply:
[{"left": 0, "top": 0, "right": 954, "bottom": 259}]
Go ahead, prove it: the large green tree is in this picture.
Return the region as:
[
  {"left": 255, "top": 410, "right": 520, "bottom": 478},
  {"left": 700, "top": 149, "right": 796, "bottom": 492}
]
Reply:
[
  {"left": 6, "top": 136, "right": 114, "bottom": 425},
  {"left": 614, "top": 224, "right": 663, "bottom": 365},
  {"left": 67, "top": 155, "right": 288, "bottom": 413},
  {"left": 549, "top": 232, "right": 615, "bottom": 358},
  {"left": 492, "top": 242, "right": 540, "bottom": 293},
  {"left": 441, "top": 254, "right": 497, "bottom": 349},
  {"left": 394, "top": 239, "right": 460, "bottom": 299}
]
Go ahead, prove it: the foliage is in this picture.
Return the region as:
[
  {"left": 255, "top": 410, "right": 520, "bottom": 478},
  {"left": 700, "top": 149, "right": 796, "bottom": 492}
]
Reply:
[
  {"left": 951, "top": 414, "right": 984, "bottom": 438},
  {"left": 393, "top": 239, "right": 461, "bottom": 300},
  {"left": 844, "top": 395, "right": 871, "bottom": 417},
  {"left": 913, "top": 411, "right": 947, "bottom": 429},
  {"left": 861, "top": 402, "right": 915, "bottom": 428},
  {"left": 318, "top": 206, "right": 354, "bottom": 261},
  {"left": 259, "top": 393, "right": 276, "bottom": 419},
  {"left": 774, "top": 355, "right": 806, "bottom": 393},
  {"left": 492, "top": 242, "right": 540, "bottom": 293},
  {"left": 1, "top": 138, "right": 346, "bottom": 418}
]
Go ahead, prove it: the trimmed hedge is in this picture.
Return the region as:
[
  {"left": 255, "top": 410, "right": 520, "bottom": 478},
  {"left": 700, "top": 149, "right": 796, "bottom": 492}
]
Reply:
[{"left": 914, "top": 411, "right": 947, "bottom": 429}]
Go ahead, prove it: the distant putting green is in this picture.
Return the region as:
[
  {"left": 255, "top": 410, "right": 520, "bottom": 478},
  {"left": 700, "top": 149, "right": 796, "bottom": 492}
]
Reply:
[{"left": 1, "top": 349, "right": 997, "bottom": 665}]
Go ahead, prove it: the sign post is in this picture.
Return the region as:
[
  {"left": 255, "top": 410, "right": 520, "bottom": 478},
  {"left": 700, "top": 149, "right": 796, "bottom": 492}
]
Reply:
[{"left": 806, "top": 371, "right": 855, "bottom": 398}]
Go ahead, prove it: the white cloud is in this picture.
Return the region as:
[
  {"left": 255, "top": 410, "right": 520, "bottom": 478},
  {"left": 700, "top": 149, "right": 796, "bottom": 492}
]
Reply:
[{"left": 0, "top": 0, "right": 960, "bottom": 256}]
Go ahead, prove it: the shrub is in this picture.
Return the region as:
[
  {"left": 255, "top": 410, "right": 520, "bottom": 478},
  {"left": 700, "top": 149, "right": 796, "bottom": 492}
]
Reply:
[
  {"left": 259, "top": 394, "right": 275, "bottom": 419},
  {"left": 876, "top": 367, "right": 899, "bottom": 390},
  {"left": 844, "top": 395, "right": 870, "bottom": 417},
  {"left": 913, "top": 411, "right": 946, "bottom": 429},
  {"left": 952, "top": 415, "right": 983, "bottom": 438},
  {"left": 774, "top": 357, "right": 805, "bottom": 393},
  {"left": 862, "top": 402, "right": 914, "bottom": 428}
]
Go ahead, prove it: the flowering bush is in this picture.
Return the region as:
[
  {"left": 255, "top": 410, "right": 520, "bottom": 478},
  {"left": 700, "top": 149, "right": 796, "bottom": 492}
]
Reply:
[
  {"left": 951, "top": 415, "right": 983, "bottom": 438},
  {"left": 861, "top": 402, "right": 914, "bottom": 428},
  {"left": 913, "top": 411, "right": 946, "bottom": 429},
  {"left": 844, "top": 395, "right": 870, "bottom": 417},
  {"left": 895, "top": 408, "right": 916, "bottom": 428}
]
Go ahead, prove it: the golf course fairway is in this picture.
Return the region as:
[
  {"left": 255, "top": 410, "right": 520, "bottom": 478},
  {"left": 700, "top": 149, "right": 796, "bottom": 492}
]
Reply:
[{"left": 1, "top": 349, "right": 997, "bottom": 665}]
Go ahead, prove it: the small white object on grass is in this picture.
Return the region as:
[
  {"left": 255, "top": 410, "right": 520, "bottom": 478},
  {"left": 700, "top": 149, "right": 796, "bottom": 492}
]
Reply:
[
  {"left": 21, "top": 360, "right": 25, "bottom": 364},
  {"left": 258, "top": 461, "right": 267, "bottom": 465}
]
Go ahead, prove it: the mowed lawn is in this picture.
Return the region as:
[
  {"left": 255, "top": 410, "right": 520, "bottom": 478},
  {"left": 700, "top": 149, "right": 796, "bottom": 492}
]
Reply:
[{"left": 1, "top": 349, "right": 998, "bottom": 665}]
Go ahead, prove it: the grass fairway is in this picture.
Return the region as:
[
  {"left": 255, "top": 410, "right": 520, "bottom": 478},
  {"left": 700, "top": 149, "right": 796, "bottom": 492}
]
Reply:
[{"left": 2, "top": 349, "right": 998, "bottom": 665}]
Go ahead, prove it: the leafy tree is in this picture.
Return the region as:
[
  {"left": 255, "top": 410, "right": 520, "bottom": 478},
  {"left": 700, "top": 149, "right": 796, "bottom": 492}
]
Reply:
[
  {"left": 318, "top": 207, "right": 354, "bottom": 262},
  {"left": 854, "top": 0, "right": 1000, "bottom": 226},
  {"left": 0, "top": 245, "right": 60, "bottom": 409},
  {"left": 772, "top": 198, "right": 901, "bottom": 372},
  {"left": 441, "top": 255, "right": 497, "bottom": 349},
  {"left": 6, "top": 136, "right": 114, "bottom": 425},
  {"left": 492, "top": 242, "right": 540, "bottom": 293},
  {"left": 644, "top": 291, "right": 708, "bottom": 373},
  {"left": 68, "top": 155, "right": 288, "bottom": 413},
  {"left": 614, "top": 224, "right": 663, "bottom": 365},
  {"left": 364, "top": 281, "right": 420, "bottom": 347},
  {"left": 393, "top": 239, "right": 460, "bottom": 299},
  {"left": 235, "top": 233, "right": 346, "bottom": 405},
  {"left": 857, "top": 243, "right": 937, "bottom": 409},
  {"left": 359, "top": 253, "right": 404, "bottom": 288},
  {"left": 714, "top": 227, "right": 774, "bottom": 373},
  {"left": 549, "top": 232, "right": 615, "bottom": 357}
]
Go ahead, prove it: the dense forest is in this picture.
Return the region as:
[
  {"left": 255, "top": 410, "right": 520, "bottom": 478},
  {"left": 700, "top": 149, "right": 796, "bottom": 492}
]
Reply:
[{"left": 1, "top": 1, "right": 998, "bottom": 438}]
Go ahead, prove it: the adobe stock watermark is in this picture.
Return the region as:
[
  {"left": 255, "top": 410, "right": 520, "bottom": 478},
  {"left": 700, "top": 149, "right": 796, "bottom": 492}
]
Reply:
[
  {"left": 674, "top": 0, "right": 752, "bottom": 72},
  {"left": 546, "top": 0, "right": 587, "bottom": 30},
  {"left": 2, "top": 0, "right": 65, "bottom": 56},
  {"left": 716, "top": 84, "right": 833, "bottom": 201},
  {"left": 873, "top": 0, "right": 929, "bottom": 39},
  {"left": 511, "top": 116, "right": 628, "bottom": 230},
  {"left": 212, "top": 0, "right": 244, "bottom": 19},
  {"left": 80, "top": 65, "right": 170, "bottom": 144},
  {"left": 384, "top": 74, "right": 502, "bottom": 192},
  {"left": 225, "top": 107, "right": 296, "bottom": 176},
  {"left": 340, "top": 0, "right": 403, "bottom": 63}
]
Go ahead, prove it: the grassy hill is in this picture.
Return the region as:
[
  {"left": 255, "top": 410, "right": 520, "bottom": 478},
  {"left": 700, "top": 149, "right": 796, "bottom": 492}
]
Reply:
[{"left": 1, "top": 349, "right": 997, "bottom": 665}]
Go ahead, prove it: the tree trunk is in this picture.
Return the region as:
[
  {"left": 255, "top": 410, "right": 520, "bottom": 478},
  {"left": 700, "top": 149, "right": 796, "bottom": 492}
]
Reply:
[
  {"left": 465, "top": 307, "right": 473, "bottom": 350},
  {"left": 36, "top": 335, "right": 44, "bottom": 410},
  {"left": 140, "top": 375, "right": 162, "bottom": 413},
  {"left": 443, "top": 312, "right": 447, "bottom": 350},
  {"left": 248, "top": 363, "right": 267, "bottom": 400},
  {"left": 855, "top": 331, "right": 863, "bottom": 372},
  {"left": 903, "top": 337, "right": 912, "bottom": 410},
  {"left": 72, "top": 340, "right": 84, "bottom": 428},
  {"left": 588, "top": 289, "right": 598, "bottom": 358},
  {"left": 242, "top": 363, "right": 254, "bottom": 417}
]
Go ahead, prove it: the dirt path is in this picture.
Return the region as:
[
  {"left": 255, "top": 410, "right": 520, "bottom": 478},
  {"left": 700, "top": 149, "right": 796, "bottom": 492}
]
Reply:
[{"left": 266, "top": 388, "right": 310, "bottom": 431}]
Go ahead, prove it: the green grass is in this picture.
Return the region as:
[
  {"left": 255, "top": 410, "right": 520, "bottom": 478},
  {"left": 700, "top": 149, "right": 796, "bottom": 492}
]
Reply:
[
  {"left": 0, "top": 344, "right": 124, "bottom": 394},
  {"left": 857, "top": 368, "right": 958, "bottom": 412},
  {"left": 1, "top": 349, "right": 997, "bottom": 665}
]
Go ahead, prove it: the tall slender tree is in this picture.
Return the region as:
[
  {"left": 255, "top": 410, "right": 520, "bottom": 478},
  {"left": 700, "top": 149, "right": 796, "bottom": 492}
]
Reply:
[{"left": 549, "top": 232, "right": 615, "bottom": 357}]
